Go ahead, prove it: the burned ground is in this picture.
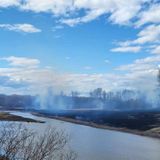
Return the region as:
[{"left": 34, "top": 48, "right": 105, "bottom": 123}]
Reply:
[{"left": 36, "top": 109, "right": 160, "bottom": 135}]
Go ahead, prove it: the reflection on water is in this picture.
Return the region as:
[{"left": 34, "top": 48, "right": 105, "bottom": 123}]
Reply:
[{"left": 3, "top": 111, "right": 160, "bottom": 160}]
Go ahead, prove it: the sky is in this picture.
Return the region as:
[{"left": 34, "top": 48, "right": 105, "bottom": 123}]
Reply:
[{"left": 0, "top": 0, "right": 160, "bottom": 95}]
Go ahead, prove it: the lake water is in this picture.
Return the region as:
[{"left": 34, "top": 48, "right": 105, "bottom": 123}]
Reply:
[{"left": 6, "top": 111, "right": 160, "bottom": 160}]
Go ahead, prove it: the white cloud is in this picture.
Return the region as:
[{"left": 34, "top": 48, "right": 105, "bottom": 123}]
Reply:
[
  {"left": 134, "top": 25, "right": 160, "bottom": 44},
  {"left": 121, "top": 25, "right": 160, "bottom": 46},
  {"left": 21, "top": 0, "right": 144, "bottom": 25},
  {"left": 61, "top": 0, "right": 149, "bottom": 26},
  {"left": 111, "top": 46, "right": 141, "bottom": 53},
  {"left": 151, "top": 45, "right": 160, "bottom": 54},
  {"left": 108, "top": 0, "right": 145, "bottom": 25},
  {"left": 20, "top": 0, "right": 73, "bottom": 15},
  {"left": 0, "top": 24, "right": 41, "bottom": 33},
  {"left": 0, "top": 0, "right": 153, "bottom": 26},
  {"left": 114, "top": 55, "right": 160, "bottom": 91},
  {"left": 2, "top": 0, "right": 160, "bottom": 29},
  {"left": 136, "top": 4, "right": 160, "bottom": 27},
  {"left": 61, "top": 9, "right": 106, "bottom": 26},
  {"left": 116, "top": 55, "right": 160, "bottom": 71},
  {"left": 112, "top": 24, "right": 160, "bottom": 53},
  {"left": 0, "top": 0, "right": 20, "bottom": 8},
  {"left": 1, "top": 56, "right": 40, "bottom": 68},
  {"left": 0, "top": 56, "right": 159, "bottom": 95}
]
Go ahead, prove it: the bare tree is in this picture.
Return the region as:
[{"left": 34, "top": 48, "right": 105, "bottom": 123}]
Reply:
[
  {"left": 0, "top": 123, "right": 77, "bottom": 160},
  {"left": 90, "top": 88, "right": 103, "bottom": 98},
  {"left": 71, "top": 91, "right": 79, "bottom": 97}
]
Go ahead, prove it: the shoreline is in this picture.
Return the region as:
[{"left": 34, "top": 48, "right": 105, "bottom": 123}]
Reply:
[
  {"left": 0, "top": 112, "right": 44, "bottom": 123},
  {"left": 32, "top": 112, "right": 160, "bottom": 139},
  {"left": 0, "top": 110, "right": 159, "bottom": 139}
]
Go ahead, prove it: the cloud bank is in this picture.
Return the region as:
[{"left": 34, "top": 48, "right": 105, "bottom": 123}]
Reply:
[
  {"left": 0, "top": 0, "right": 156, "bottom": 26},
  {"left": 0, "top": 56, "right": 159, "bottom": 95}
]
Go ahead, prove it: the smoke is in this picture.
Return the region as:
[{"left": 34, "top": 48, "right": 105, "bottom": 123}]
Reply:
[
  {"left": 35, "top": 86, "right": 160, "bottom": 111},
  {"left": 33, "top": 68, "right": 160, "bottom": 111},
  {"left": 36, "top": 87, "right": 73, "bottom": 111}
]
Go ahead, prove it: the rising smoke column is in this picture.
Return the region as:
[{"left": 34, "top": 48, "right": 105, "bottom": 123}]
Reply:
[{"left": 37, "top": 87, "right": 71, "bottom": 110}]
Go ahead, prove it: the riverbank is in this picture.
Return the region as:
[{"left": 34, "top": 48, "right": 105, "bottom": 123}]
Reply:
[
  {"left": 58, "top": 117, "right": 160, "bottom": 139},
  {"left": 0, "top": 112, "right": 44, "bottom": 123},
  {"left": 0, "top": 110, "right": 159, "bottom": 139},
  {"left": 33, "top": 112, "right": 160, "bottom": 139}
]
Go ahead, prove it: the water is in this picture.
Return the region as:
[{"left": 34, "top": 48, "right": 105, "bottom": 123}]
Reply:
[{"left": 5, "top": 111, "right": 160, "bottom": 160}]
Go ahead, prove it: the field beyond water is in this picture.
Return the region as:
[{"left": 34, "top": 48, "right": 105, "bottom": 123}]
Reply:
[{"left": 34, "top": 109, "right": 160, "bottom": 138}]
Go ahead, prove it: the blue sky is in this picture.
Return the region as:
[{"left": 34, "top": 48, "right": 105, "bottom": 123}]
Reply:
[
  {"left": 0, "top": 0, "right": 160, "bottom": 95},
  {"left": 0, "top": 8, "right": 139, "bottom": 73}
]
